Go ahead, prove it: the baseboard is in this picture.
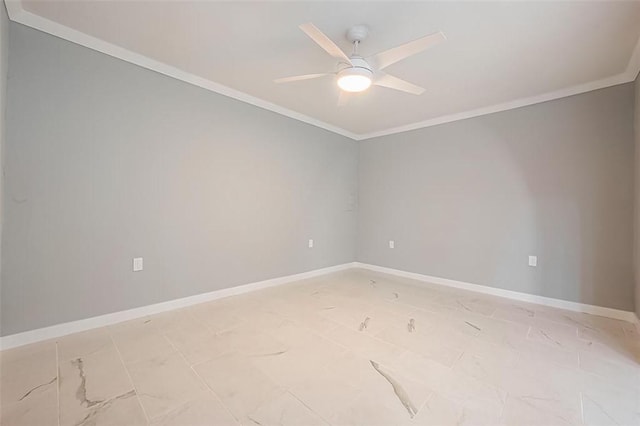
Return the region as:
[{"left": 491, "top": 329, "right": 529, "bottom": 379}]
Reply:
[
  {"left": 2, "top": 261, "right": 635, "bottom": 350},
  {"left": 354, "top": 262, "right": 638, "bottom": 323},
  {"left": 0, "top": 262, "right": 357, "bottom": 350}
]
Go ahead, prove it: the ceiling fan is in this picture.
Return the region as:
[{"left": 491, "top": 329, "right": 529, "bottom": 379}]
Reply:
[{"left": 274, "top": 23, "right": 445, "bottom": 105}]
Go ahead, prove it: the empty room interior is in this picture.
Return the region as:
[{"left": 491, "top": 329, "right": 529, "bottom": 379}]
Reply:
[{"left": 1, "top": 1, "right": 640, "bottom": 425}]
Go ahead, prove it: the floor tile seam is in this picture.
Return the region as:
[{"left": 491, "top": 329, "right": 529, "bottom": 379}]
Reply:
[
  {"left": 447, "top": 360, "right": 509, "bottom": 400},
  {"left": 286, "top": 389, "right": 334, "bottom": 426},
  {"left": 296, "top": 384, "right": 364, "bottom": 425},
  {"left": 183, "top": 307, "right": 220, "bottom": 335},
  {"left": 107, "top": 332, "right": 151, "bottom": 425},
  {"left": 319, "top": 326, "right": 404, "bottom": 361},
  {"left": 576, "top": 364, "right": 640, "bottom": 395},
  {"left": 488, "top": 310, "right": 536, "bottom": 328},
  {"left": 163, "top": 335, "right": 242, "bottom": 426},
  {"left": 55, "top": 340, "right": 61, "bottom": 426}
]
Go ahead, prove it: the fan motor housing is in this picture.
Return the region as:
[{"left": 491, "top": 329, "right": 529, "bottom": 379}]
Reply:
[
  {"left": 338, "top": 57, "right": 372, "bottom": 74},
  {"left": 337, "top": 65, "right": 373, "bottom": 81}
]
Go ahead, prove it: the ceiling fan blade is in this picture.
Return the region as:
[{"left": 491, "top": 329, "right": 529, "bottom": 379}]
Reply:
[
  {"left": 369, "top": 31, "right": 445, "bottom": 70},
  {"left": 274, "top": 73, "right": 330, "bottom": 83},
  {"left": 337, "top": 91, "right": 351, "bottom": 107},
  {"left": 374, "top": 73, "right": 425, "bottom": 95},
  {"left": 299, "top": 23, "right": 352, "bottom": 64}
]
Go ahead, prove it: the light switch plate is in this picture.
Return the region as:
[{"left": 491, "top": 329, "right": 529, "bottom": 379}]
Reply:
[
  {"left": 133, "top": 257, "right": 143, "bottom": 272},
  {"left": 308, "top": 239, "right": 314, "bottom": 248},
  {"left": 528, "top": 256, "right": 537, "bottom": 267},
  {"left": 389, "top": 240, "right": 395, "bottom": 249}
]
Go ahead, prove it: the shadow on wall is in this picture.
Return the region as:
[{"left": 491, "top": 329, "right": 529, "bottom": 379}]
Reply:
[
  {"left": 358, "top": 84, "right": 634, "bottom": 311},
  {"left": 483, "top": 90, "right": 633, "bottom": 309}
]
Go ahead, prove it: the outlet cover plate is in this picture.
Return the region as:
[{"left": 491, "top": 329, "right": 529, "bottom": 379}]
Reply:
[{"left": 133, "top": 257, "right": 143, "bottom": 272}]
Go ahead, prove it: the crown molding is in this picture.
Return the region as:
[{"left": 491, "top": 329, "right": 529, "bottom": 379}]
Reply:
[
  {"left": 359, "top": 32, "right": 640, "bottom": 140},
  {"left": 6, "top": 0, "right": 640, "bottom": 142},
  {"left": 357, "top": 72, "right": 635, "bottom": 140},
  {"left": 5, "top": 1, "right": 360, "bottom": 141}
]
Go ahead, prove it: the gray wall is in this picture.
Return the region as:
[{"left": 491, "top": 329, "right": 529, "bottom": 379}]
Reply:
[
  {"left": 2, "top": 20, "right": 637, "bottom": 336},
  {"left": 1, "top": 23, "right": 358, "bottom": 336},
  {"left": 635, "top": 74, "right": 640, "bottom": 319},
  {"left": 358, "top": 84, "right": 635, "bottom": 311}
]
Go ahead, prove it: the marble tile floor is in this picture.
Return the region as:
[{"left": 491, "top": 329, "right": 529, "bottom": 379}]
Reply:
[{"left": 1, "top": 269, "right": 639, "bottom": 426}]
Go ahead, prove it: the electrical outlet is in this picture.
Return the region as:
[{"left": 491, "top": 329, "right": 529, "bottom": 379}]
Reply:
[
  {"left": 389, "top": 240, "right": 395, "bottom": 249},
  {"left": 133, "top": 257, "right": 143, "bottom": 272},
  {"left": 308, "top": 239, "right": 314, "bottom": 248},
  {"left": 528, "top": 256, "right": 537, "bottom": 267}
]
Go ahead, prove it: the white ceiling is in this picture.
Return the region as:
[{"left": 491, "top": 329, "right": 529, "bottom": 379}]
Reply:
[{"left": 8, "top": 1, "right": 640, "bottom": 140}]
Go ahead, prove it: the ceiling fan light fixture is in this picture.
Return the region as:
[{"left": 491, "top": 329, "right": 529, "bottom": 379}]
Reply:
[{"left": 337, "top": 67, "right": 372, "bottom": 92}]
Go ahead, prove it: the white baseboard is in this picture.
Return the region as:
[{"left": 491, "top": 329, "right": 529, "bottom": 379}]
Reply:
[
  {"left": 0, "top": 262, "right": 357, "bottom": 350},
  {"left": 354, "top": 262, "right": 638, "bottom": 323},
  {"left": 2, "top": 261, "right": 636, "bottom": 350}
]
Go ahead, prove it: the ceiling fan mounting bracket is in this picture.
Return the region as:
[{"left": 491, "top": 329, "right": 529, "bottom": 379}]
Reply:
[{"left": 346, "top": 25, "right": 369, "bottom": 43}]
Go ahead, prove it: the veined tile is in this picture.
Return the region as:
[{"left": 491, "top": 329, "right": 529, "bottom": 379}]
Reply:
[
  {"left": 57, "top": 328, "right": 112, "bottom": 361},
  {"left": 0, "top": 383, "right": 58, "bottom": 426},
  {"left": 491, "top": 303, "right": 537, "bottom": 326},
  {"left": 317, "top": 303, "right": 371, "bottom": 331},
  {"left": 502, "top": 394, "right": 580, "bottom": 426},
  {"left": 108, "top": 317, "right": 176, "bottom": 365},
  {"left": 374, "top": 298, "right": 420, "bottom": 317},
  {"left": 235, "top": 308, "right": 290, "bottom": 333},
  {"left": 0, "top": 341, "right": 58, "bottom": 426},
  {"left": 247, "top": 391, "right": 328, "bottom": 426},
  {"left": 579, "top": 350, "right": 640, "bottom": 389},
  {"left": 327, "top": 351, "right": 433, "bottom": 415},
  {"left": 502, "top": 357, "right": 583, "bottom": 425},
  {"left": 325, "top": 326, "right": 405, "bottom": 366},
  {"left": 580, "top": 333, "right": 640, "bottom": 366},
  {"left": 128, "top": 351, "right": 208, "bottom": 420},
  {"left": 581, "top": 377, "right": 640, "bottom": 426},
  {"left": 404, "top": 308, "right": 448, "bottom": 335},
  {"left": 1, "top": 269, "right": 638, "bottom": 425},
  {"left": 508, "top": 335, "right": 580, "bottom": 368},
  {"left": 451, "top": 296, "right": 499, "bottom": 317},
  {"left": 351, "top": 307, "right": 410, "bottom": 336},
  {"left": 450, "top": 312, "right": 530, "bottom": 349},
  {"left": 398, "top": 292, "right": 457, "bottom": 317},
  {"left": 328, "top": 390, "right": 416, "bottom": 426},
  {"left": 58, "top": 343, "right": 134, "bottom": 426},
  {"left": 438, "top": 368, "right": 506, "bottom": 418},
  {"left": 622, "top": 321, "right": 640, "bottom": 340},
  {"left": 534, "top": 306, "right": 622, "bottom": 336},
  {"left": 0, "top": 340, "right": 57, "bottom": 406},
  {"left": 389, "top": 351, "right": 452, "bottom": 393},
  {"left": 452, "top": 346, "right": 515, "bottom": 389},
  {"left": 62, "top": 390, "right": 146, "bottom": 426},
  {"left": 149, "top": 396, "right": 239, "bottom": 426},
  {"left": 411, "top": 392, "right": 503, "bottom": 426},
  {"left": 252, "top": 333, "right": 346, "bottom": 388},
  {"left": 288, "top": 367, "right": 361, "bottom": 422},
  {"left": 146, "top": 308, "right": 204, "bottom": 333},
  {"left": 188, "top": 302, "right": 245, "bottom": 333},
  {"left": 287, "top": 310, "right": 342, "bottom": 335},
  {"left": 528, "top": 318, "right": 588, "bottom": 352},
  {"left": 376, "top": 324, "right": 466, "bottom": 368},
  {"left": 193, "top": 352, "right": 283, "bottom": 422}
]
